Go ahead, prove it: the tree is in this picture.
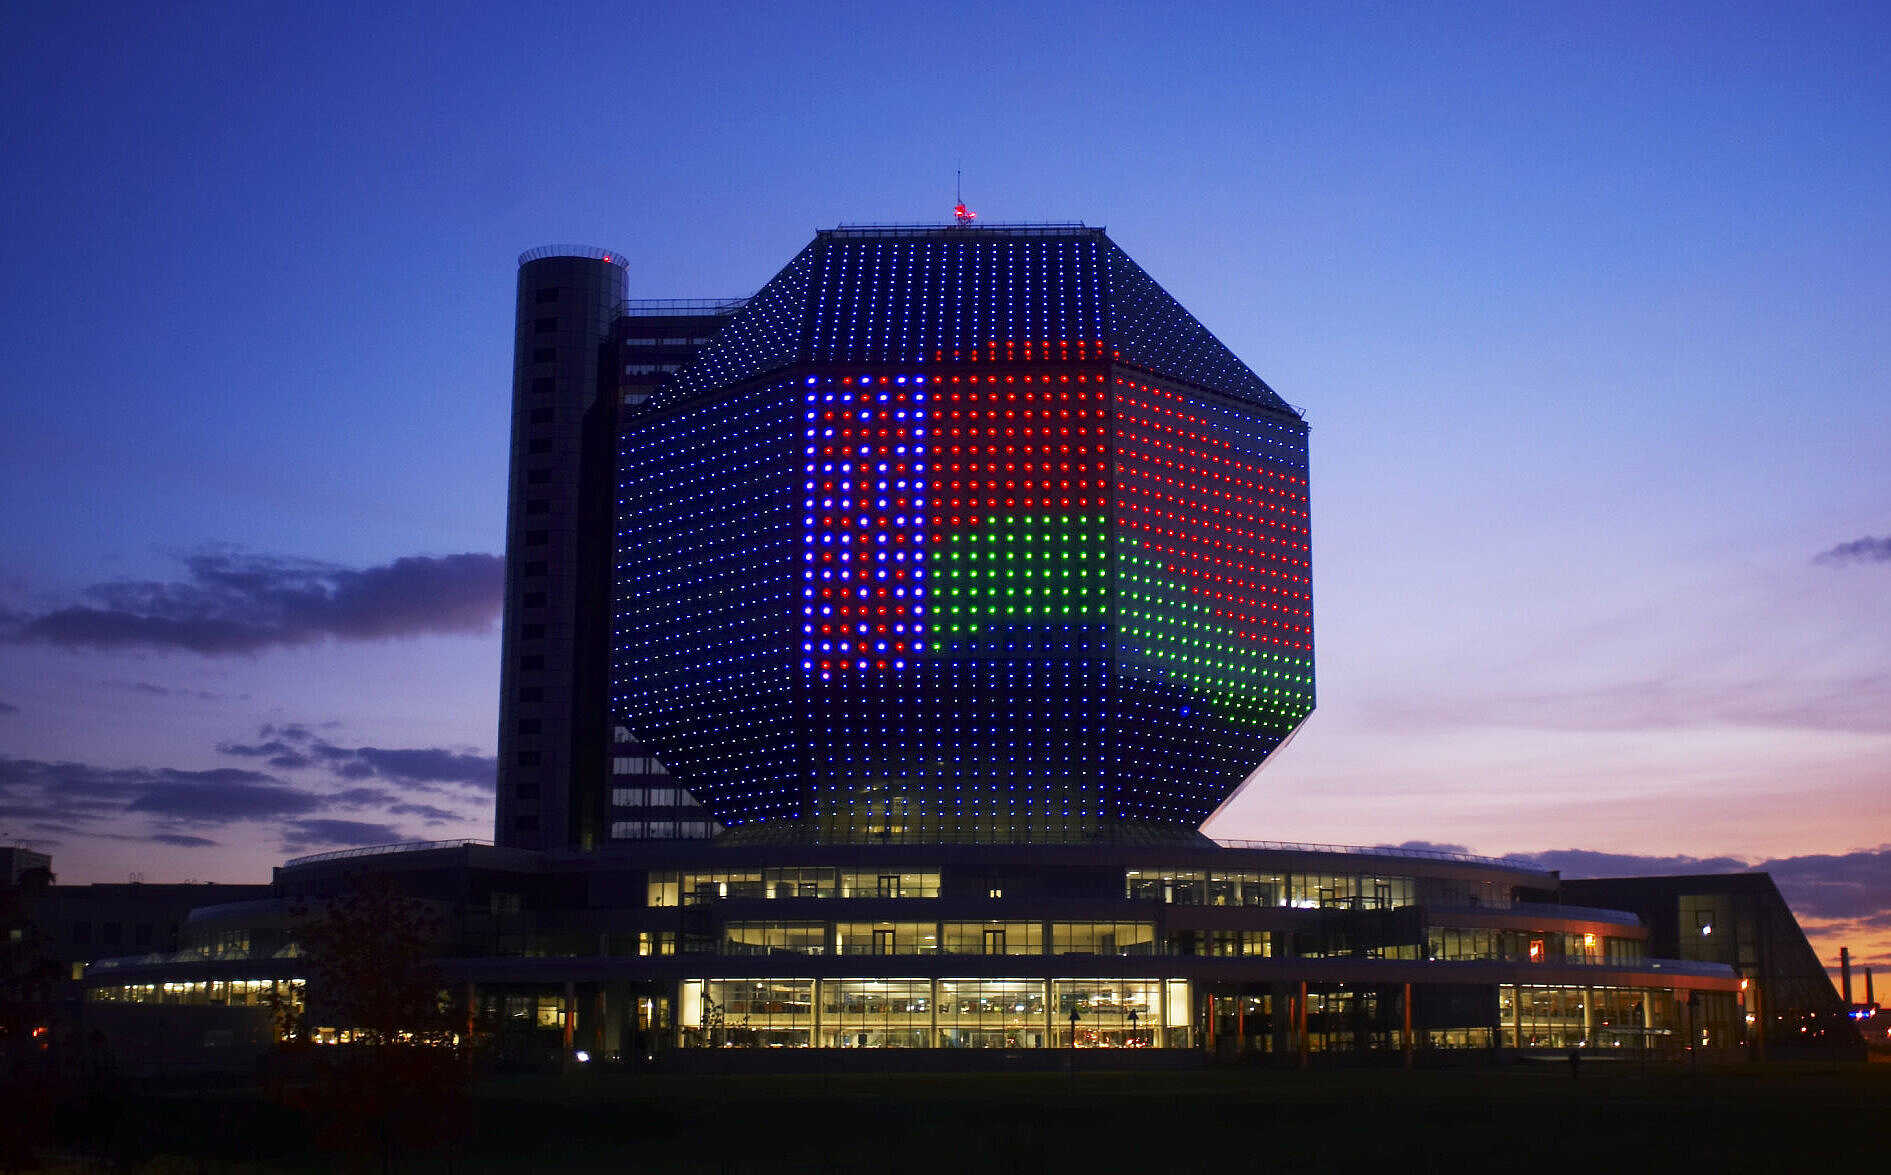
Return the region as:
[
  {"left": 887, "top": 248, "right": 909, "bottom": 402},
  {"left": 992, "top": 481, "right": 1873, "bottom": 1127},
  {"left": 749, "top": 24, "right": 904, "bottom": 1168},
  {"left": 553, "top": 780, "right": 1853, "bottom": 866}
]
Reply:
[
  {"left": 275, "top": 871, "right": 473, "bottom": 1172},
  {"left": 0, "top": 876, "right": 64, "bottom": 1169}
]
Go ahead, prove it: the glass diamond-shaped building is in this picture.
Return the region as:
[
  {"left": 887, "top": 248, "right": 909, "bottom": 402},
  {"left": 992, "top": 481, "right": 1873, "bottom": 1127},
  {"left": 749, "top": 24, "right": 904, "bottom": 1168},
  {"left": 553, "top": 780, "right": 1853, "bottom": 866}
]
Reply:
[{"left": 613, "top": 224, "right": 1312, "bottom": 844}]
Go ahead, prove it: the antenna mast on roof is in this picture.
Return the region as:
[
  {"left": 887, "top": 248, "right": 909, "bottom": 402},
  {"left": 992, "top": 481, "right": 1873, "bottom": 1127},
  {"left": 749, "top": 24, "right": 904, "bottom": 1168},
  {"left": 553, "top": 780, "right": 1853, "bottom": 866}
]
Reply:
[{"left": 953, "top": 166, "right": 976, "bottom": 225}]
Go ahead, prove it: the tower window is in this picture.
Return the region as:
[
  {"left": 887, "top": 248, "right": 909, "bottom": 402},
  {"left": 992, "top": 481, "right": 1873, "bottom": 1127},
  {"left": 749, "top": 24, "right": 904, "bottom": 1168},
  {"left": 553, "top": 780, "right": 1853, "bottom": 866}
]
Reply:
[
  {"left": 534, "top": 317, "right": 557, "bottom": 333},
  {"left": 535, "top": 287, "right": 560, "bottom": 303}
]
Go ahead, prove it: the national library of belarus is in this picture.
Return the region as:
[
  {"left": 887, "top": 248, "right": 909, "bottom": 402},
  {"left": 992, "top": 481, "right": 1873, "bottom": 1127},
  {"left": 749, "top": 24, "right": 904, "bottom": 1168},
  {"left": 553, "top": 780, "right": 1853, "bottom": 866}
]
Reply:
[{"left": 65, "top": 223, "right": 1856, "bottom": 1068}]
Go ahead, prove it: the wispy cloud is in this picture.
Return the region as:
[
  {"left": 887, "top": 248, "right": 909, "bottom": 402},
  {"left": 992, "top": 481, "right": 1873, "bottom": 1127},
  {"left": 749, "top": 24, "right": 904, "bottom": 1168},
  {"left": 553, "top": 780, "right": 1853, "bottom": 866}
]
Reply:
[
  {"left": 1520, "top": 848, "right": 1751, "bottom": 877},
  {"left": 0, "top": 734, "right": 481, "bottom": 853},
  {"left": 4, "top": 549, "right": 502, "bottom": 654},
  {"left": 1753, "top": 847, "right": 1891, "bottom": 926},
  {"left": 110, "top": 680, "right": 233, "bottom": 702},
  {"left": 151, "top": 833, "right": 219, "bottom": 848},
  {"left": 0, "top": 700, "right": 17, "bottom": 716},
  {"left": 219, "top": 724, "right": 495, "bottom": 793},
  {"left": 284, "top": 819, "right": 405, "bottom": 851},
  {"left": 1814, "top": 535, "right": 1891, "bottom": 566}
]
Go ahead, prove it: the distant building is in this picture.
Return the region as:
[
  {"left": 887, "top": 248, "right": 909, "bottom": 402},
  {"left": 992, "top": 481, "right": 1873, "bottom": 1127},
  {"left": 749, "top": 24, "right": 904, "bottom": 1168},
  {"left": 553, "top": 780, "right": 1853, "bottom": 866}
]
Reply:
[
  {"left": 1, "top": 845, "right": 51, "bottom": 886},
  {"left": 1562, "top": 873, "right": 1857, "bottom": 1057}
]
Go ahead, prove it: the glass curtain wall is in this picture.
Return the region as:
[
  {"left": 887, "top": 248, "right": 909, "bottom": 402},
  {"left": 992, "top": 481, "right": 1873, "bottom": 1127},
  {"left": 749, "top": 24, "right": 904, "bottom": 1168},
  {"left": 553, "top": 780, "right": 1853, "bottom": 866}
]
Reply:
[
  {"left": 1127, "top": 870, "right": 1418, "bottom": 909},
  {"left": 678, "top": 978, "right": 1185, "bottom": 1047}
]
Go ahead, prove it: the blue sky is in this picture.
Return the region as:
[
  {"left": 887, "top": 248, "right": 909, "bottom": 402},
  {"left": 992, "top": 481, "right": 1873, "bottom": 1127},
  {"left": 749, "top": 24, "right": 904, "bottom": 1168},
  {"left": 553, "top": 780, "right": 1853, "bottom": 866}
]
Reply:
[{"left": 1, "top": 2, "right": 1887, "bottom": 968}]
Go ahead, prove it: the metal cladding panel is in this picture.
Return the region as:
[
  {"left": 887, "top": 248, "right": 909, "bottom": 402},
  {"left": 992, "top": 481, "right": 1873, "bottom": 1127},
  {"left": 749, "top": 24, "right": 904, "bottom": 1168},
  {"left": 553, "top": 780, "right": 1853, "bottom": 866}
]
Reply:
[{"left": 616, "top": 226, "right": 1312, "bottom": 839}]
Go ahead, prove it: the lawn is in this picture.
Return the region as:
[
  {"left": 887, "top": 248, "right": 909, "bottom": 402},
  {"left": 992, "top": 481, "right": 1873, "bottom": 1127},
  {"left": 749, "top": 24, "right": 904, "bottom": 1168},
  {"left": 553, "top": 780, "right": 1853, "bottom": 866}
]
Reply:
[{"left": 39, "top": 1059, "right": 1890, "bottom": 1174}]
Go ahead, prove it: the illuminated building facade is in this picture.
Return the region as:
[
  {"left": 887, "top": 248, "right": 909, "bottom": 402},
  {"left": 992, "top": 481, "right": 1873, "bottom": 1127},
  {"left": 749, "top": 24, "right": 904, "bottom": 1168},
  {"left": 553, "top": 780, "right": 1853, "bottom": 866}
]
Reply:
[{"left": 616, "top": 224, "right": 1313, "bottom": 842}]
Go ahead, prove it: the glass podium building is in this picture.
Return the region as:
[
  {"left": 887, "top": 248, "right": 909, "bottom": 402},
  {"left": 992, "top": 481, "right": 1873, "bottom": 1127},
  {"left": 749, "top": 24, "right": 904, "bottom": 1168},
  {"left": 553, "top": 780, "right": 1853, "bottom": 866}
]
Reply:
[{"left": 70, "top": 225, "right": 1856, "bottom": 1070}]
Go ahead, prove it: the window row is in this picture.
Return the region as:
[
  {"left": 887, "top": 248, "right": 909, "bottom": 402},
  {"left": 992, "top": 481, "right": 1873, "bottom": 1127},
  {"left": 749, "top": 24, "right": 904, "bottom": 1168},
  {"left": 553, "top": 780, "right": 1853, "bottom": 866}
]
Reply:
[
  {"left": 89, "top": 978, "right": 303, "bottom": 1011},
  {"left": 608, "top": 820, "right": 716, "bottom": 840},
  {"left": 716, "top": 920, "right": 1158, "bottom": 957},
  {"left": 610, "top": 757, "right": 671, "bottom": 777},
  {"left": 648, "top": 868, "right": 943, "bottom": 906},
  {"left": 678, "top": 977, "right": 1191, "bottom": 1049},
  {"left": 1127, "top": 869, "right": 1420, "bottom": 909}
]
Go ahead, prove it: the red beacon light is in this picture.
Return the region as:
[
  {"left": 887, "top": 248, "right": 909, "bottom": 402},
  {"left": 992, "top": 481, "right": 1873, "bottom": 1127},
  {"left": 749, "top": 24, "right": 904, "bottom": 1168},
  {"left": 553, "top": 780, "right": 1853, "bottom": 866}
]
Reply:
[{"left": 953, "top": 202, "right": 977, "bottom": 225}]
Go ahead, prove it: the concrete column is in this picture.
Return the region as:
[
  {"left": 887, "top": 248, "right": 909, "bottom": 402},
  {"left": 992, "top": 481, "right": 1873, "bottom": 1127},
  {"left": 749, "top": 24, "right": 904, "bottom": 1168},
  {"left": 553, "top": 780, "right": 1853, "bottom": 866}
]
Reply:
[
  {"left": 1047, "top": 979, "right": 1057, "bottom": 1047},
  {"left": 1297, "top": 980, "right": 1309, "bottom": 1069},
  {"left": 1402, "top": 982, "right": 1413, "bottom": 1068},
  {"left": 812, "top": 978, "right": 824, "bottom": 1048}
]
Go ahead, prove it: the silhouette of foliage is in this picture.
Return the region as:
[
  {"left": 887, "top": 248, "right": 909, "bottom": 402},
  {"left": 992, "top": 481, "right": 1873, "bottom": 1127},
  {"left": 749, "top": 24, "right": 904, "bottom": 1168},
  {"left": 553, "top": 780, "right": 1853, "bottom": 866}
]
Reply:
[{"left": 272, "top": 871, "right": 474, "bottom": 1171}]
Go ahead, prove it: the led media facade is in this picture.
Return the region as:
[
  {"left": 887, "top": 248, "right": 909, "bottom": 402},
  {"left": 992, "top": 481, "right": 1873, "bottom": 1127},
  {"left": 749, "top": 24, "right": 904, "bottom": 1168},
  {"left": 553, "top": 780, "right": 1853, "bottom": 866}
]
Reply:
[{"left": 617, "top": 226, "right": 1311, "bottom": 842}]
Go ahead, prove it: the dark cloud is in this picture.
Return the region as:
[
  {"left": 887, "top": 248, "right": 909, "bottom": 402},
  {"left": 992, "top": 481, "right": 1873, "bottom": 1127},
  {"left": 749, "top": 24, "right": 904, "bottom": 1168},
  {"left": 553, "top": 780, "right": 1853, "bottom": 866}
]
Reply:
[
  {"left": 1522, "top": 849, "right": 1749, "bottom": 878},
  {"left": 390, "top": 802, "right": 465, "bottom": 823},
  {"left": 218, "top": 725, "right": 496, "bottom": 793},
  {"left": 351, "top": 747, "right": 495, "bottom": 787},
  {"left": 332, "top": 787, "right": 398, "bottom": 807},
  {"left": 1754, "top": 847, "right": 1891, "bottom": 925},
  {"left": 7, "top": 550, "right": 502, "bottom": 654},
  {"left": 127, "top": 774, "right": 322, "bottom": 823},
  {"left": 217, "top": 739, "right": 321, "bottom": 770},
  {"left": 115, "top": 681, "right": 229, "bottom": 701},
  {"left": 1382, "top": 839, "right": 1474, "bottom": 857},
  {"left": 217, "top": 740, "right": 299, "bottom": 758},
  {"left": 0, "top": 700, "right": 16, "bottom": 716},
  {"left": 2, "top": 733, "right": 488, "bottom": 862},
  {"left": 1814, "top": 535, "right": 1891, "bottom": 566},
  {"left": 2, "top": 754, "right": 340, "bottom": 836},
  {"left": 285, "top": 819, "right": 404, "bottom": 848}
]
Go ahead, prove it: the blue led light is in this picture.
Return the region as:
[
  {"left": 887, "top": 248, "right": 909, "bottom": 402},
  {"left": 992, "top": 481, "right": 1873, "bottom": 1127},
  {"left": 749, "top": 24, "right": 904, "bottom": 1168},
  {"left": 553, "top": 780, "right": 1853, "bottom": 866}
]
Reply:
[{"left": 616, "top": 229, "right": 1311, "bottom": 836}]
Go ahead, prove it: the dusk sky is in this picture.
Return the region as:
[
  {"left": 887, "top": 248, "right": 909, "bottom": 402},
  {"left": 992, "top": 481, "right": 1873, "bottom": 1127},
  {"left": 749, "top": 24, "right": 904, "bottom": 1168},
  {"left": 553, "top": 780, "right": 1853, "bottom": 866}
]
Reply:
[{"left": 2, "top": 4, "right": 1886, "bottom": 978}]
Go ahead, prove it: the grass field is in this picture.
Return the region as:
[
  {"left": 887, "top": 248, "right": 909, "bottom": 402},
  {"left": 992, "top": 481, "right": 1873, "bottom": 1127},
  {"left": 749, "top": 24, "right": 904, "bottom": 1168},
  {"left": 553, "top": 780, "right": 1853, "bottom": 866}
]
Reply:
[{"left": 37, "top": 1060, "right": 1891, "bottom": 1174}]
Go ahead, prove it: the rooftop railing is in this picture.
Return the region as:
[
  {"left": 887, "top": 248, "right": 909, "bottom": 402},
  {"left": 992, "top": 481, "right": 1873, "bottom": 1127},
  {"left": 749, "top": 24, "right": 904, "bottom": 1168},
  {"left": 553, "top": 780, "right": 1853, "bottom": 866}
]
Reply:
[
  {"left": 517, "top": 244, "right": 628, "bottom": 268},
  {"left": 1211, "top": 839, "right": 1552, "bottom": 873},
  {"left": 825, "top": 222, "right": 1097, "bottom": 238},
  {"left": 1506, "top": 900, "right": 1644, "bottom": 924},
  {"left": 623, "top": 297, "right": 749, "bottom": 314},
  {"left": 282, "top": 838, "right": 493, "bottom": 869}
]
